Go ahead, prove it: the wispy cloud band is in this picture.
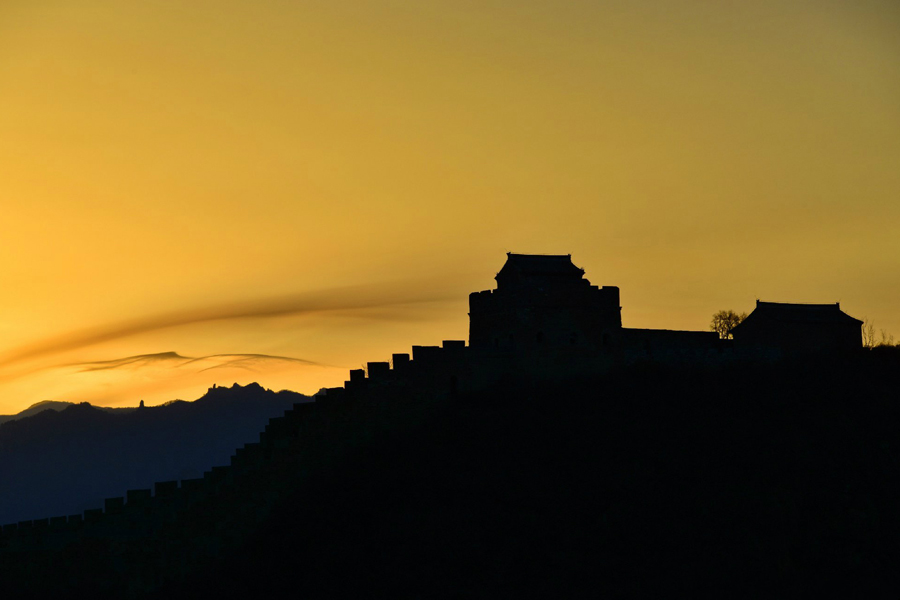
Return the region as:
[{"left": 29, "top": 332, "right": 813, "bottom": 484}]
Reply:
[
  {"left": 0, "top": 280, "right": 457, "bottom": 369},
  {"left": 70, "top": 352, "right": 322, "bottom": 373}
]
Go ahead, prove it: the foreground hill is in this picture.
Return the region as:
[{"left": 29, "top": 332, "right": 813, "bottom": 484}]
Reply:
[
  {"left": 3, "top": 351, "right": 900, "bottom": 597},
  {"left": 0, "top": 383, "right": 308, "bottom": 524},
  {"left": 163, "top": 354, "right": 900, "bottom": 598}
]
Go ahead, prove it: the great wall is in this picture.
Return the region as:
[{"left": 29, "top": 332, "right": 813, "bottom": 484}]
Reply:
[{"left": 0, "top": 253, "right": 870, "bottom": 595}]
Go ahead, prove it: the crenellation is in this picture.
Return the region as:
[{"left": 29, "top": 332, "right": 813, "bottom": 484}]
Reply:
[
  {"left": 204, "top": 466, "right": 230, "bottom": 488},
  {"left": 411, "top": 345, "right": 441, "bottom": 363},
  {"left": 346, "top": 369, "right": 368, "bottom": 392},
  {"left": 264, "top": 415, "right": 297, "bottom": 442},
  {"left": 264, "top": 416, "right": 284, "bottom": 434},
  {"left": 105, "top": 497, "right": 125, "bottom": 515},
  {"left": 180, "top": 478, "right": 205, "bottom": 496},
  {"left": 392, "top": 353, "right": 410, "bottom": 372},
  {"left": 232, "top": 443, "right": 264, "bottom": 473},
  {"left": 127, "top": 489, "right": 153, "bottom": 506},
  {"left": 84, "top": 508, "right": 103, "bottom": 523},
  {"left": 49, "top": 516, "right": 67, "bottom": 529},
  {"left": 155, "top": 480, "right": 178, "bottom": 498},
  {"left": 367, "top": 361, "right": 390, "bottom": 379},
  {"left": 317, "top": 389, "right": 344, "bottom": 403}
]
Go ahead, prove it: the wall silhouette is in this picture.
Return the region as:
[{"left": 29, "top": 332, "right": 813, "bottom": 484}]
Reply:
[{"left": 0, "top": 252, "right": 874, "bottom": 597}]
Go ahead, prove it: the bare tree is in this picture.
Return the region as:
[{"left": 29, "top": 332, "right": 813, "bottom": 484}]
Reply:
[
  {"left": 862, "top": 318, "right": 877, "bottom": 349},
  {"left": 710, "top": 310, "right": 748, "bottom": 340},
  {"left": 880, "top": 329, "right": 895, "bottom": 347}
]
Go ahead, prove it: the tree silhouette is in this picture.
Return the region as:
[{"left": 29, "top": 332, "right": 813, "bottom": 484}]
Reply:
[
  {"left": 862, "top": 318, "right": 877, "bottom": 349},
  {"left": 710, "top": 310, "right": 748, "bottom": 340}
]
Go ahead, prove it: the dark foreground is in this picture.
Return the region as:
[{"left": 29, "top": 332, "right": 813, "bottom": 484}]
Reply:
[{"left": 4, "top": 351, "right": 900, "bottom": 598}]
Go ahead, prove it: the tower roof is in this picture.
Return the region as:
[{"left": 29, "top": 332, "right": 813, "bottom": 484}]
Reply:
[
  {"left": 732, "top": 301, "right": 863, "bottom": 332},
  {"left": 495, "top": 253, "right": 585, "bottom": 281}
]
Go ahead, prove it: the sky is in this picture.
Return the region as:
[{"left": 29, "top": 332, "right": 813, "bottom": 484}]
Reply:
[{"left": 0, "top": 0, "right": 897, "bottom": 413}]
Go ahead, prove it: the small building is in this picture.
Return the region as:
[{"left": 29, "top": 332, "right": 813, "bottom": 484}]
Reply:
[{"left": 731, "top": 301, "right": 863, "bottom": 354}]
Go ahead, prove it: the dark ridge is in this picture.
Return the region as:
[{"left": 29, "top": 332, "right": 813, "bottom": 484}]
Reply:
[
  {"left": 2, "top": 355, "right": 900, "bottom": 598},
  {"left": 0, "top": 401, "right": 136, "bottom": 426},
  {"left": 161, "top": 356, "right": 900, "bottom": 599}
]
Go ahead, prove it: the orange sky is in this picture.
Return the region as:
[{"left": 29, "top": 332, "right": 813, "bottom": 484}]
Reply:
[{"left": 1, "top": 1, "right": 898, "bottom": 413}]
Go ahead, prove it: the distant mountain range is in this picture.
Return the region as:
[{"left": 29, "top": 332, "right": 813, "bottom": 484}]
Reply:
[
  {"left": 0, "top": 400, "right": 135, "bottom": 425},
  {"left": 0, "top": 382, "right": 309, "bottom": 524}
]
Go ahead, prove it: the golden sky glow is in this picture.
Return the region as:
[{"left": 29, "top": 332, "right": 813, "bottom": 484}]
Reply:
[{"left": 1, "top": 1, "right": 898, "bottom": 413}]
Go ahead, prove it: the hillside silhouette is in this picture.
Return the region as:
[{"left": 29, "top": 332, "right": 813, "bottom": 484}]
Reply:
[
  {"left": 161, "top": 354, "right": 900, "bottom": 598},
  {"left": 2, "top": 354, "right": 900, "bottom": 597},
  {"left": 0, "top": 383, "right": 308, "bottom": 524},
  {"left": 2, "top": 254, "right": 897, "bottom": 597}
]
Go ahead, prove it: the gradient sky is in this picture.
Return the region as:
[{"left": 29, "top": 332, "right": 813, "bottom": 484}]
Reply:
[{"left": 1, "top": 0, "right": 898, "bottom": 413}]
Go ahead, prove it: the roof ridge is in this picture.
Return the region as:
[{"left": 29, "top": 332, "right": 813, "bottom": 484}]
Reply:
[
  {"left": 506, "top": 252, "right": 573, "bottom": 258},
  {"left": 757, "top": 300, "right": 840, "bottom": 307}
]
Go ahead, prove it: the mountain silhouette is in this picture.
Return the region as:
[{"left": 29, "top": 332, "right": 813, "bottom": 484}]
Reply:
[
  {"left": 0, "top": 400, "right": 135, "bottom": 425},
  {"left": 0, "top": 382, "right": 308, "bottom": 524}
]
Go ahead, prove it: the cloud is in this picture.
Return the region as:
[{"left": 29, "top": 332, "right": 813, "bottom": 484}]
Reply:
[
  {"left": 0, "top": 280, "right": 457, "bottom": 369},
  {"left": 70, "top": 352, "right": 321, "bottom": 373},
  {"left": 183, "top": 354, "right": 321, "bottom": 373},
  {"left": 70, "top": 352, "right": 190, "bottom": 372}
]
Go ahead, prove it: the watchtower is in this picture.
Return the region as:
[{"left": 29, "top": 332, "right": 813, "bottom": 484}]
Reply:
[{"left": 468, "top": 253, "right": 621, "bottom": 351}]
